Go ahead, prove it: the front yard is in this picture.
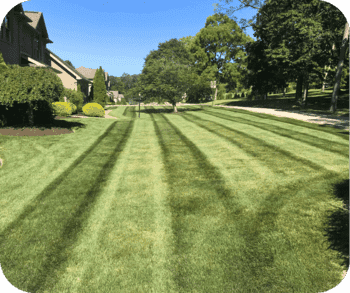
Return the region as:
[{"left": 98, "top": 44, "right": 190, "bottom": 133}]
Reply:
[{"left": 0, "top": 105, "right": 348, "bottom": 292}]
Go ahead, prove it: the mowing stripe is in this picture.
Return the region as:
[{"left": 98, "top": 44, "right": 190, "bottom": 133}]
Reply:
[
  {"left": 214, "top": 106, "right": 349, "bottom": 141},
  {"left": 48, "top": 118, "right": 175, "bottom": 292},
  {"left": 181, "top": 110, "right": 345, "bottom": 175},
  {"left": 147, "top": 106, "right": 247, "bottom": 292},
  {"left": 201, "top": 107, "right": 349, "bottom": 157},
  {"left": 0, "top": 120, "right": 134, "bottom": 292}
]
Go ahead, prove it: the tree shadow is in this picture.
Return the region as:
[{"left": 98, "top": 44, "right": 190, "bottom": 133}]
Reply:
[
  {"left": 5, "top": 117, "right": 86, "bottom": 130},
  {"left": 324, "top": 179, "right": 349, "bottom": 267},
  {"left": 137, "top": 108, "right": 203, "bottom": 114}
]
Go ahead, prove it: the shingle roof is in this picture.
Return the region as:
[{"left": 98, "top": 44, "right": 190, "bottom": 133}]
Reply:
[
  {"left": 76, "top": 66, "right": 108, "bottom": 81},
  {"left": 24, "top": 11, "right": 42, "bottom": 30},
  {"left": 23, "top": 11, "right": 52, "bottom": 42},
  {"left": 45, "top": 49, "right": 91, "bottom": 82}
]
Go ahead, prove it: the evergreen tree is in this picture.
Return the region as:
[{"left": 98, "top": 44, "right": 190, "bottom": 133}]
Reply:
[{"left": 92, "top": 66, "right": 107, "bottom": 108}]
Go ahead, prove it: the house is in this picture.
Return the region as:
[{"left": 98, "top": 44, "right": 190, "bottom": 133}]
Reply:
[
  {"left": 108, "top": 90, "right": 125, "bottom": 103},
  {"left": 0, "top": 3, "right": 91, "bottom": 102},
  {"left": 76, "top": 66, "right": 111, "bottom": 97}
]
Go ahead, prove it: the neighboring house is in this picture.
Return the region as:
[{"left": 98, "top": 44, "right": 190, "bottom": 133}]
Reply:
[
  {"left": 108, "top": 90, "right": 125, "bottom": 103},
  {"left": 0, "top": 4, "right": 91, "bottom": 102},
  {"left": 45, "top": 48, "right": 91, "bottom": 102},
  {"left": 76, "top": 66, "right": 111, "bottom": 97}
]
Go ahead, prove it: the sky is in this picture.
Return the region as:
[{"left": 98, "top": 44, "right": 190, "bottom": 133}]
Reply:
[{"left": 1, "top": 0, "right": 349, "bottom": 78}]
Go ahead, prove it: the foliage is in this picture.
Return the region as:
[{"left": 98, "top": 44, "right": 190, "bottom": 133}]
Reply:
[
  {"left": 216, "top": 83, "right": 228, "bottom": 100},
  {"left": 64, "top": 60, "right": 75, "bottom": 69},
  {"left": 251, "top": 0, "right": 347, "bottom": 103},
  {"left": 138, "top": 38, "right": 197, "bottom": 110},
  {"left": 63, "top": 88, "right": 84, "bottom": 112},
  {"left": 52, "top": 102, "right": 74, "bottom": 116},
  {"left": 0, "top": 51, "right": 8, "bottom": 74},
  {"left": 0, "top": 65, "right": 64, "bottom": 108},
  {"left": 82, "top": 102, "right": 105, "bottom": 117},
  {"left": 77, "top": 83, "right": 87, "bottom": 104},
  {"left": 92, "top": 66, "right": 107, "bottom": 108},
  {"left": 110, "top": 76, "right": 126, "bottom": 93},
  {"left": 188, "top": 13, "right": 253, "bottom": 93}
]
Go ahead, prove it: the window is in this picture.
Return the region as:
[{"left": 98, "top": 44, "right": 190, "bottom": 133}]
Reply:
[{"left": 1, "top": 15, "right": 11, "bottom": 43}]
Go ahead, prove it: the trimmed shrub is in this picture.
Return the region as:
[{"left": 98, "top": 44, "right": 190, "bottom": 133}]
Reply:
[
  {"left": 82, "top": 103, "right": 105, "bottom": 117},
  {"left": 0, "top": 66, "right": 64, "bottom": 126},
  {"left": 52, "top": 102, "right": 74, "bottom": 116}
]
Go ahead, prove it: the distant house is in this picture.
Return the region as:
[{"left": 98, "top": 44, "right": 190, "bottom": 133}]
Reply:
[
  {"left": 0, "top": 4, "right": 91, "bottom": 102},
  {"left": 76, "top": 66, "right": 111, "bottom": 98},
  {"left": 108, "top": 90, "right": 125, "bottom": 103}
]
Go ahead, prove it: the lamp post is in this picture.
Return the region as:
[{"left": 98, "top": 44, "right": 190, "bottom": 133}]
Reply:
[{"left": 133, "top": 93, "right": 143, "bottom": 118}]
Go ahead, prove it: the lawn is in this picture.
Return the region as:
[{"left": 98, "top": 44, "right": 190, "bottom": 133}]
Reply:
[{"left": 0, "top": 105, "right": 348, "bottom": 292}]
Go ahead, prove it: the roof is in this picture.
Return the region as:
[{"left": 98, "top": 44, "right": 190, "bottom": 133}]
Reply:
[
  {"left": 45, "top": 49, "right": 91, "bottom": 82},
  {"left": 24, "top": 11, "right": 52, "bottom": 43},
  {"left": 76, "top": 66, "right": 108, "bottom": 81}
]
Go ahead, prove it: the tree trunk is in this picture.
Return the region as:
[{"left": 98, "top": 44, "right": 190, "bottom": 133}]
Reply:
[
  {"left": 27, "top": 102, "right": 34, "bottom": 126},
  {"left": 283, "top": 87, "right": 286, "bottom": 97},
  {"left": 173, "top": 102, "right": 178, "bottom": 113},
  {"left": 295, "top": 74, "right": 304, "bottom": 103},
  {"left": 330, "top": 22, "right": 349, "bottom": 113},
  {"left": 302, "top": 73, "right": 309, "bottom": 107},
  {"left": 322, "top": 43, "right": 336, "bottom": 92}
]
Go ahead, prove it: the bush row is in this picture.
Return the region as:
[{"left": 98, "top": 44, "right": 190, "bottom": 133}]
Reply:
[{"left": 52, "top": 102, "right": 105, "bottom": 117}]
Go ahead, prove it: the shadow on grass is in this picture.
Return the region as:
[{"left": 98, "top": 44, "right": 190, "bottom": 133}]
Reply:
[
  {"left": 1, "top": 118, "right": 86, "bottom": 131},
  {"left": 135, "top": 107, "right": 203, "bottom": 115},
  {"left": 324, "top": 179, "right": 349, "bottom": 267},
  {"left": 220, "top": 90, "right": 349, "bottom": 117}
]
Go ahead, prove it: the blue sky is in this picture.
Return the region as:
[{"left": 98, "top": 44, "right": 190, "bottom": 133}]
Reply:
[{"left": 1, "top": 0, "right": 349, "bottom": 78}]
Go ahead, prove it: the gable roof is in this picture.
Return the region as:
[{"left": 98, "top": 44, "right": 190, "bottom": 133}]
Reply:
[
  {"left": 45, "top": 48, "right": 91, "bottom": 83},
  {"left": 12, "top": 3, "right": 32, "bottom": 23},
  {"left": 76, "top": 66, "right": 108, "bottom": 81},
  {"left": 23, "top": 11, "right": 53, "bottom": 43}
]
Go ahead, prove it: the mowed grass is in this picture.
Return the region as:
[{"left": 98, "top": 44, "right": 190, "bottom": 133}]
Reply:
[{"left": 0, "top": 105, "right": 348, "bottom": 292}]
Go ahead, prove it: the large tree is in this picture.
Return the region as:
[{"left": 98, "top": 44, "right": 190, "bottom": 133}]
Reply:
[
  {"left": 138, "top": 38, "right": 197, "bottom": 112},
  {"left": 188, "top": 13, "right": 253, "bottom": 93},
  {"left": 251, "top": 0, "right": 347, "bottom": 106},
  {"left": 330, "top": 21, "right": 349, "bottom": 112},
  {"left": 110, "top": 76, "right": 126, "bottom": 93}
]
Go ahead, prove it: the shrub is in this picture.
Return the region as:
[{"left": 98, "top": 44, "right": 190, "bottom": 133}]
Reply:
[
  {"left": 121, "top": 98, "right": 127, "bottom": 105},
  {"left": 69, "top": 102, "right": 77, "bottom": 114},
  {"left": 0, "top": 66, "right": 64, "bottom": 126},
  {"left": 62, "top": 88, "right": 84, "bottom": 112},
  {"left": 52, "top": 102, "right": 74, "bottom": 116},
  {"left": 82, "top": 103, "right": 105, "bottom": 117}
]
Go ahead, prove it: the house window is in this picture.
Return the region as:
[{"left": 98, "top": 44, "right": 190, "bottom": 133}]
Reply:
[{"left": 1, "top": 15, "right": 11, "bottom": 43}]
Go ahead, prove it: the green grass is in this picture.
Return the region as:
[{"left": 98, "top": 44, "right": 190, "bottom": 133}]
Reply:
[{"left": 0, "top": 106, "right": 348, "bottom": 292}]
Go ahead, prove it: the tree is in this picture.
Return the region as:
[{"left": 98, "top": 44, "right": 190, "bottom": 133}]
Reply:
[
  {"left": 188, "top": 13, "right": 253, "bottom": 93},
  {"left": 92, "top": 66, "right": 107, "bottom": 108},
  {"left": 110, "top": 76, "right": 126, "bottom": 93},
  {"left": 138, "top": 38, "right": 197, "bottom": 112},
  {"left": 64, "top": 60, "right": 75, "bottom": 69},
  {"left": 330, "top": 22, "right": 349, "bottom": 112},
  {"left": 251, "top": 0, "right": 347, "bottom": 106}
]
